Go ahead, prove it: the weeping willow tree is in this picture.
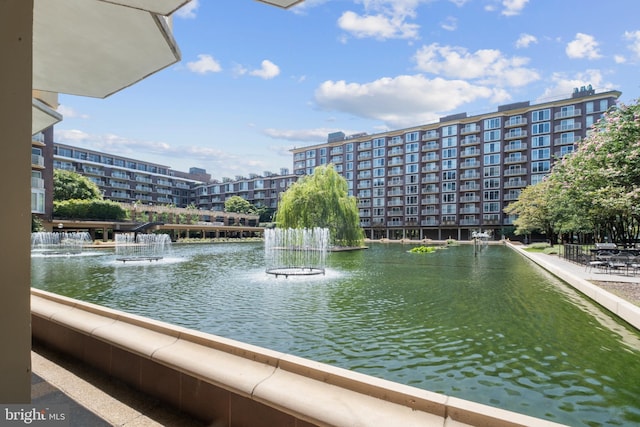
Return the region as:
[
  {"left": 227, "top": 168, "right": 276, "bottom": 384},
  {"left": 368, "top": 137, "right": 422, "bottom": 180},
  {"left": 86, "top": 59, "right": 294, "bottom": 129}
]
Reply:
[{"left": 275, "top": 164, "right": 364, "bottom": 247}]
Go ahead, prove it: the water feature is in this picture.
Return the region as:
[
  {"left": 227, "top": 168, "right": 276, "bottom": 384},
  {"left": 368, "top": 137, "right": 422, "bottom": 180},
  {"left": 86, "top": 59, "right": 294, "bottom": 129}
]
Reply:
[
  {"left": 264, "top": 227, "right": 329, "bottom": 277},
  {"left": 114, "top": 233, "right": 172, "bottom": 262},
  {"left": 30, "top": 242, "right": 640, "bottom": 426},
  {"left": 31, "top": 231, "right": 92, "bottom": 256}
]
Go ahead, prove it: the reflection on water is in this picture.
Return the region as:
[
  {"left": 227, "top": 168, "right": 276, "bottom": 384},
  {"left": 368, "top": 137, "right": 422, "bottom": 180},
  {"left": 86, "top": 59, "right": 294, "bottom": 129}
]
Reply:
[{"left": 31, "top": 242, "right": 640, "bottom": 426}]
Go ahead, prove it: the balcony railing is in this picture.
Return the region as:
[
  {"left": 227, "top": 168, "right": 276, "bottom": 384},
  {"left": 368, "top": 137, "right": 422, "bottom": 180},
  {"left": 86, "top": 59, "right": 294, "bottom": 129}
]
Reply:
[
  {"left": 554, "top": 122, "right": 582, "bottom": 132},
  {"left": 31, "top": 154, "right": 44, "bottom": 167},
  {"left": 554, "top": 109, "right": 581, "bottom": 119}
]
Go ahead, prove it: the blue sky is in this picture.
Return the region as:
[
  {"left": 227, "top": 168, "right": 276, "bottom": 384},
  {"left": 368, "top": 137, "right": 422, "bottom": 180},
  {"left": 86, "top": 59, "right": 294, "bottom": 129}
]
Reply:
[{"left": 56, "top": 0, "right": 640, "bottom": 179}]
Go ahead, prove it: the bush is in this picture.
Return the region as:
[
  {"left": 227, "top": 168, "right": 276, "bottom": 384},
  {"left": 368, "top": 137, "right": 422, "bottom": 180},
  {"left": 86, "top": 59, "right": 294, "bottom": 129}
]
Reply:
[
  {"left": 54, "top": 199, "right": 126, "bottom": 221},
  {"left": 409, "top": 245, "right": 437, "bottom": 254}
]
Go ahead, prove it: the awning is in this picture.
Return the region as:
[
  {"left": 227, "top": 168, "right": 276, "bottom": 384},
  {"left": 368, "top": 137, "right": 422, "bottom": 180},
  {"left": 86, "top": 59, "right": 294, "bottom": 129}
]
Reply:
[
  {"left": 32, "top": 0, "right": 190, "bottom": 99},
  {"left": 32, "top": 98, "right": 63, "bottom": 135},
  {"left": 255, "top": 0, "right": 305, "bottom": 8}
]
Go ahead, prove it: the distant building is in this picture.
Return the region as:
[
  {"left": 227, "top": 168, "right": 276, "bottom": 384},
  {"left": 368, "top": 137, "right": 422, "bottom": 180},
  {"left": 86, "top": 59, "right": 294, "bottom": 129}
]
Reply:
[{"left": 291, "top": 88, "right": 621, "bottom": 240}]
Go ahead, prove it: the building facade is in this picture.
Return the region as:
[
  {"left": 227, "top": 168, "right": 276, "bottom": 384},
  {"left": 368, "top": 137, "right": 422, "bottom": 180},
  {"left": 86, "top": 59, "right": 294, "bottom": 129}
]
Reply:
[
  {"left": 291, "top": 88, "right": 621, "bottom": 240},
  {"left": 50, "top": 143, "right": 297, "bottom": 221}
]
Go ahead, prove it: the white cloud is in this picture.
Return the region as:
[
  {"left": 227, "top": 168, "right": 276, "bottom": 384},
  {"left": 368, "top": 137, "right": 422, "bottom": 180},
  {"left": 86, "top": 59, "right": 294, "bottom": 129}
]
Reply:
[
  {"left": 449, "top": 0, "right": 470, "bottom": 6},
  {"left": 624, "top": 30, "right": 640, "bottom": 59},
  {"left": 338, "top": 11, "right": 419, "bottom": 40},
  {"left": 535, "top": 69, "right": 614, "bottom": 102},
  {"left": 440, "top": 16, "right": 457, "bottom": 32},
  {"left": 614, "top": 55, "right": 627, "bottom": 64},
  {"left": 413, "top": 43, "right": 540, "bottom": 87},
  {"left": 501, "top": 0, "right": 529, "bottom": 16},
  {"left": 262, "top": 128, "right": 342, "bottom": 142},
  {"left": 515, "top": 33, "right": 537, "bottom": 49},
  {"left": 314, "top": 75, "right": 504, "bottom": 128},
  {"left": 175, "top": 0, "right": 199, "bottom": 19},
  {"left": 337, "top": 0, "right": 425, "bottom": 40},
  {"left": 249, "top": 60, "right": 281, "bottom": 79},
  {"left": 186, "top": 54, "right": 222, "bottom": 74},
  {"left": 566, "top": 33, "right": 602, "bottom": 60},
  {"left": 57, "top": 105, "right": 89, "bottom": 119}
]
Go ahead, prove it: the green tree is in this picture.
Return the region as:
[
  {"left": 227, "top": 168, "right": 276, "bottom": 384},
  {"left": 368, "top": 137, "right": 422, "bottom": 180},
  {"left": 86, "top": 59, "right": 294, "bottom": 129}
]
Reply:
[
  {"left": 275, "top": 164, "right": 364, "bottom": 247},
  {"left": 225, "top": 196, "right": 255, "bottom": 214},
  {"left": 54, "top": 169, "right": 102, "bottom": 201},
  {"left": 549, "top": 100, "right": 640, "bottom": 245}
]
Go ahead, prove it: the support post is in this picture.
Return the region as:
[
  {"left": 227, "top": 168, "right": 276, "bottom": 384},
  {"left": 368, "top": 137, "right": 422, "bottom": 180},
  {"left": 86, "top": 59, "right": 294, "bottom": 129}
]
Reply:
[{"left": 0, "top": 0, "right": 33, "bottom": 402}]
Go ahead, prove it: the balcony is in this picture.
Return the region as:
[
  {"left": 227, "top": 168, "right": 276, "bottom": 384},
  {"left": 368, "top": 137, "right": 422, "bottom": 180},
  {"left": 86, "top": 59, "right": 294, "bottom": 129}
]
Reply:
[
  {"left": 461, "top": 136, "right": 479, "bottom": 146},
  {"left": 388, "top": 158, "right": 404, "bottom": 166},
  {"left": 421, "top": 154, "right": 439, "bottom": 162},
  {"left": 387, "top": 189, "right": 403, "bottom": 197},
  {"left": 460, "top": 182, "right": 480, "bottom": 191},
  {"left": 555, "top": 122, "right": 582, "bottom": 132},
  {"left": 357, "top": 152, "right": 372, "bottom": 160},
  {"left": 504, "top": 179, "right": 528, "bottom": 188},
  {"left": 421, "top": 175, "right": 439, "bottom": 183},
  {"left": 555, "top": 109, "right": 581, "bottom": 119},
  {"left": 504, "top": 117, "right": 527, "bottom": 128},
  {"left": 422, "top": 165, "right": 439, "bottom": 173},
  {"left": 460, "top": 218, "right": 480, "bottom": 226},
  {"left": 460, "top": 171, "right": 479, "bottom": 180},
  {"left": 388, "top": 149, "right": 403, "bottom": 156},
  {"left": 460, "top": 160, "right": 480, "bottom": 169},
  {"left": 460, "top": 195, "right": 480, "bottom": 203},
  {"left": 110, "top": 181, "right": 130, "bottom": 189},
  {"left": 31, "top": 177, "right": 44, "bottom": 189},
  {"left": 504, "top": 142, "right": 527, "bottom": 152},
  {"left": 421, "top": 208, "right": 439, "bottom": 215},
  {"left": 555, "top": 135, "right": 581, "bottom": 145},
  {"left": 421, "top": 219, "right": 440, "bottom": 226},
  {"left": 504, "top": 168, "right": 527, "bottom": 176},
  {"left": 460, "top": 124, "right": 480, "bottom": 134},
  {"left": 421, "top": 186, "right": 439, "bottom": 194},
  {"left": 504, "top": 130, "right": 527, "bottom": 140},
  {"left": 388, "top": 138, "right": 403, "bottom": 146},
  {"left": 422, "top": 197, "right": 438, "bottom": 205},
  {"left": 422, "top": 141, "right": 439, "bottom": 151},
  {"left": 357, "top": 143, "right": 372, "bottom": 151},
  {"left": 460, "top": 148, "right": 479, "bottom": 157},
  {"left": 460, "top": 207, "right": 480, "bottom": 214},
  {"left": 387, "top": 179, "right": 404, "bottom": 186},
  {"left": 505, "top": 155, "right": 527, "bottom": 164},
  {"left": 421, "top": 131, "right": 439, "bottom": 141},
  {"left": 31, "top": 154, "right": 45, "bottom": 168}
]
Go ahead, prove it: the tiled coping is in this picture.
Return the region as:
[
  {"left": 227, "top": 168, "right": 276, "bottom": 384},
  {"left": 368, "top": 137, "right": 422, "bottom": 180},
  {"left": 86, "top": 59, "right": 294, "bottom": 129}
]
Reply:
[{"left": 31, "top": 288, "right": 566, "bottom": 427}]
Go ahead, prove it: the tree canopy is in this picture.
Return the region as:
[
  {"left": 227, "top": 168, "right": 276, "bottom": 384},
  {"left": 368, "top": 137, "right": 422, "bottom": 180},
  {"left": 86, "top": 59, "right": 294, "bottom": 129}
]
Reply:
[
  {"left": 54, "top": 169, "right": 102, "bottom": 201},
  {"left": 274, "top": 164, "right": 364, "bottom": 247},
  {"left": 506, "top": 100, "right": 640, "bottom": 245},
  {"left": 225, "top": 195, "right": 255, "bottom": 214}
]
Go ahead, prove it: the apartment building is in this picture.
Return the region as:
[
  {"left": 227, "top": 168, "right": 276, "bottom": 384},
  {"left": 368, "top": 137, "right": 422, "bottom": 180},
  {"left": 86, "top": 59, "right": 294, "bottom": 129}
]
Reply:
[
  {"left": 193, "top": 169, "right": 297, "bottom": 213},
  {"left": 291, "top": 87, "right": 621, "bottom": 241},
  {"left": 53, "top": 143, "right": 204, "bottom": 208},
  {"left": 49, "top": 143, "right": 297, "bottom": 220}
]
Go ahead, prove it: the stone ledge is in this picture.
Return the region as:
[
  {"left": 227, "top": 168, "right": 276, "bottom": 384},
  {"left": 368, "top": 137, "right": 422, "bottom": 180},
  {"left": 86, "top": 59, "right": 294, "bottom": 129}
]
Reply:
[{"left": 31, "top": 288, "right": 567, "bottom": 427}]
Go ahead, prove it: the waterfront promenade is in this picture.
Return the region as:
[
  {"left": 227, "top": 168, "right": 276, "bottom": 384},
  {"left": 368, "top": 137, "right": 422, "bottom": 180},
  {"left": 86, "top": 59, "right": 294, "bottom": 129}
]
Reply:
[{"left": 28, "top": 242, "right": 639, "bottom": 426}]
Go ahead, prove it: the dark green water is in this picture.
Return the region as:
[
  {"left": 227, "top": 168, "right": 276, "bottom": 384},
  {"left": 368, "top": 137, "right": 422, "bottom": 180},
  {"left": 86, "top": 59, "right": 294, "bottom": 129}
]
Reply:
[{"left": 31, "top": 243, "right": 640, "bottom": 426}]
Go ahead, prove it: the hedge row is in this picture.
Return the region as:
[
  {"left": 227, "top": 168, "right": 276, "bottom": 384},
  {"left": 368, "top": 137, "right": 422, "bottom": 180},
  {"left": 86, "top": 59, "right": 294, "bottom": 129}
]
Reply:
[{"left": 54, "top": 199, "right": 127, "bottom": 221}]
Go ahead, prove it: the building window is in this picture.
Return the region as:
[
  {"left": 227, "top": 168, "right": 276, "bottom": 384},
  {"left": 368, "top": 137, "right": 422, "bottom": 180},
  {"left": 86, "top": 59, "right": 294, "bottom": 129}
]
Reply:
[
  {"left": 442, "top": 159, "right": 457, "bottom": 170},
  {"left": 442, "top": 136, "right": 457, "bottom": 147},
  {"left": 532, "top": 135, "right": 550, "bottom": 147},
  {"left": 373, "top": 137, "right": 386, "bottom": 147},
  {"left": 373, "top": 148, "right": 385, "bottom": 157},
  {"left": 531, "top": 109, "right": 550, "bottom": 122},
  {"left": 484, "top": 154, "right": 501, "bottom": 165},
  {"left": 484, "top": 117, "right": 501, "bottom": 129},
  {"left": 483, "top": 190, "right": 500, "bottom": 201},
  {"left": 442, "top": 148, "right": 457, "bottom": 159},
  {"left": 484, "top": 130, "right": 501, "bottom": 141},
  {"left": 405, "top": 132, "right": 419, "bottom": 142},
  {"left": 484, "top": 142, "right": 500, "bottom": 153},
  {"left": 483, "top": 166, "right": 500, "bottom": 177},
  {"left": 442, "top": 171, "right": 456, "bottom": 181},
  {"left": 483, "top": 202, "right": 500, "bottom": 213},
  {"left": 532, "top": 161, "right": 550, "bottom": 173},
  {"left": 442, "top": 125, "right": 457, "bottom": 136},
  {"left": 531, "top": 122, "right": 550, "bottom": 135},
  {"left": 484, "top": 178, "right": 500, "bottom": 189},
  {"left": 406, "top": 142, "right": 419, "bottom": 153},
  {"left": 532, "top": 148, "right": 550, "bottom": 160},
  {"left": 585, "top": 102, "right": 594, "bottom": 113}
]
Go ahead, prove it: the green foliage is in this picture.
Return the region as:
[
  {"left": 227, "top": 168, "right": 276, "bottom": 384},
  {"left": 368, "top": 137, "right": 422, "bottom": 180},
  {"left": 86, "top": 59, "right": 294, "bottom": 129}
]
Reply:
[
  {"left": 275, "top": 164, "right": 364, "bottom": 247},
  {"left": 507, "top": 100, "right": 640, "bottom": 245},
  {"left": 225, "top": 196, "right": 255, "bottom": 214},
  {"left": 32, "top": 215, "right": 45, "bottom": 232},
  {"left": 54, "top": 199, "right": 126, "bottom": 221},
  {"left": 54, "top": 169, "right": 102, "bottom": 201},
  {"left": 409, "top": 245, "right": 437, "bottom": 253}
]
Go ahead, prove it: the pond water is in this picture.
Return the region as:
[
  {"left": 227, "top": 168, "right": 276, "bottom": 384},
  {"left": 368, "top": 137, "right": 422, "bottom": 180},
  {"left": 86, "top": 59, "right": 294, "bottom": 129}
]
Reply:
[{"left": 31, "top": 242, "right": 640, "bottom": 426}]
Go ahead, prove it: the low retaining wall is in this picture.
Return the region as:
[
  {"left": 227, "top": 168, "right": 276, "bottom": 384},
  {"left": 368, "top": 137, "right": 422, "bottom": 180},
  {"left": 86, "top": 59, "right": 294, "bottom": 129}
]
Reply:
[{"left": 31, "top": 288, "right": 565, "bottom": 427}]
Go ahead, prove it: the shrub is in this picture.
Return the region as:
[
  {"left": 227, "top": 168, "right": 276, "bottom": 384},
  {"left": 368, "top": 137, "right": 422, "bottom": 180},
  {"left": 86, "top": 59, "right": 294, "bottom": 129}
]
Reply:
[{"left": 54, "top": 199, "right": 126, "bottom": 221}]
